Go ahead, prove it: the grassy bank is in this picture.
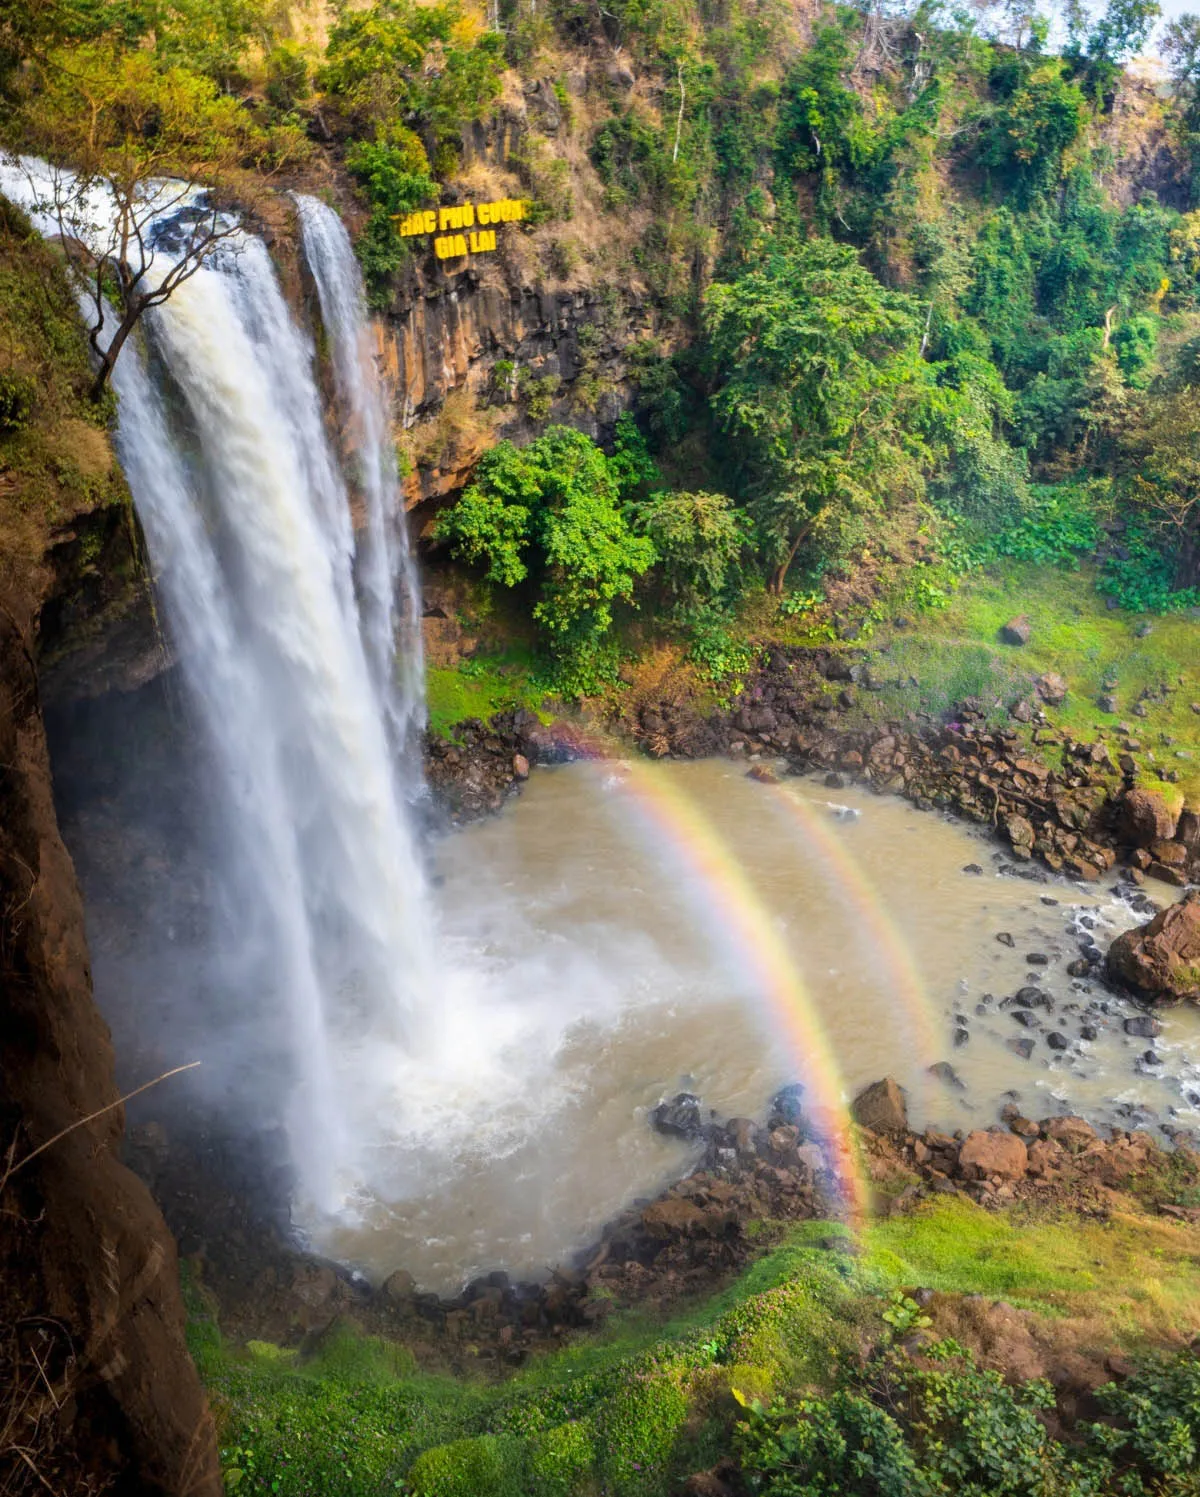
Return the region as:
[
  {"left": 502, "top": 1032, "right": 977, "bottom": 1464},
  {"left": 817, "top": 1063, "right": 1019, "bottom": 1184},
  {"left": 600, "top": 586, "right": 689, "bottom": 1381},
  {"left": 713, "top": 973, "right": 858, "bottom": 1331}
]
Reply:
[
  {"left": 860, "top": 562, "right": 1200, "bottom": 805},
  {"left": 194, "top": 1196, "right": 1200, "bottom": 1496}
]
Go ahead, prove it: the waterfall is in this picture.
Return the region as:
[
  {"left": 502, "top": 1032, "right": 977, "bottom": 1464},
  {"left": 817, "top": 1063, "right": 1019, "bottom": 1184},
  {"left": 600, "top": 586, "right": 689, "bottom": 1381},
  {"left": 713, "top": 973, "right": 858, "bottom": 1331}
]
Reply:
[
  {"left": 292, "top": 195, "right": 426, "bottom": 763},
  {"left": 1, "top": 158, "right": 437, "bottom": 1216}
]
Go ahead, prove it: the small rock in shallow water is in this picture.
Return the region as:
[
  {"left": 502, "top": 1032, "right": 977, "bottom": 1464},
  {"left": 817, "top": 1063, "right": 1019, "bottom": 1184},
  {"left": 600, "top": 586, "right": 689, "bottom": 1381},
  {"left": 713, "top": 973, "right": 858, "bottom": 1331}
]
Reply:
[
  {"left": 1124, "top": 1015, "right": 1163, "bottom": 1039},
  {"left": 1012, "top": 1010, "right": 1038, "bottom": 1028},
  {"left": 1009, "top": 1037, "right": 1036, "bottom": 1059},
  {"left": 1026, "top": 952, "right": 1049, "bottom": 966},
  {"left": 928, "top": 1061, "right": 966, "bottom": 1089},
  {"left": 851, "top": 1076, "right": 908, "bottom": 1133},
  {"left": 996, "top": 932, "right": 1016, "bottom": 947},
  {"left": 1081, "top": 1024, "right": 1099, "bottom": 1041},
  {"left": 1046, "top": 1032, "right": 1070, "bottom": 1051},
  {"left": 953, "top": 1028, "right": 970, "bottom": 1047},
  {"left": 1141, "top": 1050, "right": 1163, "bottom": 1066},
  {"left": 963, "top": 863, "right": 984, "bottom": 876}
]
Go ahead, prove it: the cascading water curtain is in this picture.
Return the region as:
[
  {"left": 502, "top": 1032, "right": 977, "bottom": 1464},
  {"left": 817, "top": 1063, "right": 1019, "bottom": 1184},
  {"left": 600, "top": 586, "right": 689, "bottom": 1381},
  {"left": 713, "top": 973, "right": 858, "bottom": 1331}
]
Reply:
[{"left": 1, "top": 158, "right": 437, "bottom": 1219}]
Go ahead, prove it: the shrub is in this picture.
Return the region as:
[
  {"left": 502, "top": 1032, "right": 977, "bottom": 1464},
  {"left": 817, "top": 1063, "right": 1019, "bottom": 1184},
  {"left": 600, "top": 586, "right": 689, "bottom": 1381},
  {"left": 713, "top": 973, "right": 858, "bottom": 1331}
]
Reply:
[
  {"left": 0, "top": 371, "right": 36, "bottom": 432},
  {"left": 407, "top": 1434, "right": 526, "bottom": 1497}
]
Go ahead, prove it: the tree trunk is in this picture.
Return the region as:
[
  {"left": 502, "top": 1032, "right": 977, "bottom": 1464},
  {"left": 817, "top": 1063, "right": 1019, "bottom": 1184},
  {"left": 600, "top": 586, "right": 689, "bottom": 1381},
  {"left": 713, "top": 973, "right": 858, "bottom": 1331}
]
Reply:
[{"left": 89, "top": 299, "right": 142, "bottom": 403}]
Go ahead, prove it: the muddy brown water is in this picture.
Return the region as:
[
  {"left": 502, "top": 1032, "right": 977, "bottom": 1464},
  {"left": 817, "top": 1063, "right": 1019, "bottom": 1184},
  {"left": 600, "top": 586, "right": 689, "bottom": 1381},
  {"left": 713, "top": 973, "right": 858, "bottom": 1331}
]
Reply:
[{"left": 311, "top": 758, "right": 1200, "bottom": 1292}]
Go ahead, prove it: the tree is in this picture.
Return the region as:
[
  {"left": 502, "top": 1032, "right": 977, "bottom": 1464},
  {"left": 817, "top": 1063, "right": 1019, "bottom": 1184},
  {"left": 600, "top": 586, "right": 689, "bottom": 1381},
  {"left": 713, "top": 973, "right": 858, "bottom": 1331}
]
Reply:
[
  {"left": 435, "top": 427, "right": 656, "bottom": 664},
  {"left": 6, "top": 41, "right": 306, "bottom": 398},
  {"left": 631, "top": 489, "right": 747, "bottom": 617},
  {"left": 1120, "top": 386, "right": 1200, "bottom": 588},
  {"left": 703, "top": 238, "right": 928, "bottom": 592}
]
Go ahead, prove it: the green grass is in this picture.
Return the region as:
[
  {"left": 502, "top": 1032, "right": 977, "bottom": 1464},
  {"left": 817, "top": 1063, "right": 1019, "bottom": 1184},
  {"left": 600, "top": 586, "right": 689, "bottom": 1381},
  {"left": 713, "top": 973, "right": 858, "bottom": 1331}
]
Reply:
[
  {"left": 856, "top": 562, "right": 1200, "bottom": 805},
  {"left": 192, "top": 1203, "right": 1200, "bottom": 1495},
  {"left": 425, "top": 647, "right": 552, "bottom": 738}
]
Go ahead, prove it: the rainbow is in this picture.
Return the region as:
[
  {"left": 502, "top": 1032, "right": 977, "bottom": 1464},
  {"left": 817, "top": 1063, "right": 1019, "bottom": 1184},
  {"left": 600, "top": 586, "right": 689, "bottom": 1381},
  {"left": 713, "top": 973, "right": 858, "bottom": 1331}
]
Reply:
[
  {"left": 762, "top": 780, "right": 944, "bottom": 1112},
  {"left": 569, "top": 743, "right": 870, "bottom": 1220}
]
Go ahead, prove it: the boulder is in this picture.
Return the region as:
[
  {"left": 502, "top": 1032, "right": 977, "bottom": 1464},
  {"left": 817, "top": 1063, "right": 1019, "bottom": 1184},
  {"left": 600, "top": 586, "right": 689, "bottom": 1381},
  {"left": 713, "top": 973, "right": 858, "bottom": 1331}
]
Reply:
[
  {"left": 1036, "top": 672, "right": 1069, "bottom": 707},
  {"left": 1116, "top": 788, "right": 1177, "bottom": 849},
  {"left": 1026, "top": 1137, "right": 1066, "bottom": 1178},
  {"left": 641, "top": 1197, "right": 707, "bottom": 1238},
  {"left": 650, "top": 1092, "right": 704, "bottom": 1139},
  {"left": 1123, "top": 1015, "right": 1162, "bottom": 1039},
  {"left": 958, "top": 1129, "right": 1029, "bottom": 1181},
  {"left": 1106, "top": 894, "right": 1200, "bottom": 1004},
  {"left": 850, "top": 1077, "right": 908, "bottom": 1134},
  {"left": 512, "top": 753, "right": 530, "bottom": 780},
  {"left": 1000, "top": 615, "right": 1032, "bottom": 645},
  {"left": 1042, "top": 1115, "right": 1096, "bottom": 1153},
  {"left": 382, "top": 1268, "right": 416, "bottom": 1302}
]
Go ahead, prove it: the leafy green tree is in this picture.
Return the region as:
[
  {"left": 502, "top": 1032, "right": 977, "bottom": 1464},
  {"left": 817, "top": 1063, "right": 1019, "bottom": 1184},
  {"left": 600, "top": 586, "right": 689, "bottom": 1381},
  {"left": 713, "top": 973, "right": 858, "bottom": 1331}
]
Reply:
[
  {"left": 435, "top": 427, "right": 656, "bottom": 667},
  {"left": 978, "top": 62, "right": 1087, "bottom": 200},
  {"left": 631, "top": 489, "right": 747, "bottom": 617},
  {"left": 319, "top": 0, "right": 503, "bottom": 168},
  {"left": 1119, "top": 384, "right": 1200, "bottom": 588},
  {"left": 703, "top": 238, "right": 928, "bottom": 592}
]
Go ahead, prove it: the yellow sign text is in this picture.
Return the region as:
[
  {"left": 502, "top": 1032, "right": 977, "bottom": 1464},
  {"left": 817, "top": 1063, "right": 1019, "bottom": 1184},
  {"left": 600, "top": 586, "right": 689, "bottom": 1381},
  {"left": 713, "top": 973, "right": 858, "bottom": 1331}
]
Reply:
[{"left": 394, "top": 198, "right": 528, "bottom": 258}]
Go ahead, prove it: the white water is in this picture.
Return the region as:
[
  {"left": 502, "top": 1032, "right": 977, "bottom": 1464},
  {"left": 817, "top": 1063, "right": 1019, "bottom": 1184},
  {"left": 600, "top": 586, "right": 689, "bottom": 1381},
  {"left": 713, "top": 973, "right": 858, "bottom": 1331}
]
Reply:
[
  {"left": 0, "top": 158, "right": 442, "bottom": 1215},
  {"left": 292, "top": 195, "right": 425, "bottom": 761}
]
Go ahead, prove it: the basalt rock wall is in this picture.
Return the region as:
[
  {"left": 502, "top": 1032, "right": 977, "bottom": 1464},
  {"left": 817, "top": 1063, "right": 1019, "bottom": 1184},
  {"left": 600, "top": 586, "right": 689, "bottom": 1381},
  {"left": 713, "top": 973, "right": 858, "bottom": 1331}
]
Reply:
[{"left": 1, "top": 567, "right": 220, "bottom": 1493}]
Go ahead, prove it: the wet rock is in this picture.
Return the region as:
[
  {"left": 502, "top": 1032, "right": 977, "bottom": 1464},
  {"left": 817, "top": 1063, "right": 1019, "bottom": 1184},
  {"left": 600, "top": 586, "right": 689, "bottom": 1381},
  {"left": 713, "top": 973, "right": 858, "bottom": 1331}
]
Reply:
[
  {"left": 1001, "top": 615, "right": 1032, "bottom": 645},
  {"left": 1046, "top": 1032, "right": 1070, "bottom": 1051},
  {"left": 1004, "top": 815, "right": 1035, "bottom": 853},
  {"left": 1036, "top": 672, "right": 1069, "bottom": 707},
  {"left": 953, "top": 1027, "right": 970, "bottom": 1047},
  {"left": 1042, "top": 1115, "right": 1096, "bottom": 1153},
  {"left": 650, "top": 1093, "right": 704, "bottom": 1139},
  {"left": 997, "top": 931, "right": 1016, "bottom": 947},
  {"left": 1081, "top": 1024, "right": 1099, "bottom": 1040},
  {"left": 512, "top": 753, "right": 530, "bottom": 780},
  {"left": 1067, "top": 958, "right": 1092, "bottom": 977},
  {"left": 727, "top": 1118, "right": 759, "bottom": 1157},
  {"left": 1116, "top": 788, "right": 1178, "bottom": 849},
  {"left": 1009, "top": 1037, "right": 1035, "bottom": 1059},
  {"left": 768, "top": 1083, "right": 807, "bottom": 1128},
  {"left": 963, "top": 863, "right": 984, "bottom": 875},
  {"left": 746, "top": 764, "right": 780, "bottom": 785},
  {"left": 1026, "top": 952, "right": 1049, "bottom": 966},
  {"left": 1141, "top": 1050, "right": 1163, "bottom": 1066},
  {"left": 1106, "top": 894, "right": 1200, "bottom": 1004},
  {"left": 851, "top": 1077, "right": 908, "bottom": 1134},
  {"left": 1012, "top": 1010, "right": 1039, "bottom": 1028},
  {"left": 928, "top": 1061, "right": 966, "bottom": 1089},
  {"left": 959, "top": 1129, "right": 1029, "bottom": 1181},
  {"left": 382, "top": 1269, "right": 416, "bottom": 1302},
  {"left": 1007, "top": 1115, "right": 1040, "bottom": 1139},
  {"left": 1123, "top": 1014, "right": 1163, "bottom": 1039}
]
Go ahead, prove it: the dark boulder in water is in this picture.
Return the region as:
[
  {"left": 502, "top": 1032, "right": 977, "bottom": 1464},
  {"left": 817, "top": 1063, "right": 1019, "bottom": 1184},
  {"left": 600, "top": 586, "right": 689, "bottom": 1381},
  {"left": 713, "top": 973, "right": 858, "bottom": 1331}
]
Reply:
[{"left": 650, "top": 1092, "right": 705, "bottom": 1139}]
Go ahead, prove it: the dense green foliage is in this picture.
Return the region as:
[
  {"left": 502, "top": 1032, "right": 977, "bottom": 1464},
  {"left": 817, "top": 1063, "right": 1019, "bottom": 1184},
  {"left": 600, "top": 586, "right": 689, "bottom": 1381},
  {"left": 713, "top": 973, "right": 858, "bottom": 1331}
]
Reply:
[
  {"left": 193, "top": 1199, "right": 1200, "bottom": 1497},
  {"left": 433, "top": 425, "right": 656, "bottom": 686},
  {"left": 736, "top": 1342, "right": 1200, "bottom": 1496}
]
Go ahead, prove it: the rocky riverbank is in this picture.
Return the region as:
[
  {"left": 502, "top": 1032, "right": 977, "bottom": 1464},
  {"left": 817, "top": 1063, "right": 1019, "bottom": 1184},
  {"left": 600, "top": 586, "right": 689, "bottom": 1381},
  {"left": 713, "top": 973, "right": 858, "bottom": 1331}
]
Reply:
[
  {"left": 426, "top": 644, "right": 1198, "bottom": 907},
  {"left": 168, "top": 1056, "right": 1200, "bottom": 1385}
]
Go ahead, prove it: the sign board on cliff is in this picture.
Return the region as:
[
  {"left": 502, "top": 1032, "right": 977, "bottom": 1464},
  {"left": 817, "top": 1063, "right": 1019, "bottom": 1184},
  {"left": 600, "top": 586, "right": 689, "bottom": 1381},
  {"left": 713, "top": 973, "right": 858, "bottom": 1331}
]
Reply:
[{"left": 392, "top": 198, "right": 529, "bottom": 261}]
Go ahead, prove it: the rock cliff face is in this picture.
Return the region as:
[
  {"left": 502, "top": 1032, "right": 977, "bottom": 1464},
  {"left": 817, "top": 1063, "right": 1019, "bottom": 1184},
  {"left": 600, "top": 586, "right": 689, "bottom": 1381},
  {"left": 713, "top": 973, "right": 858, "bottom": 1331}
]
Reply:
[{"left": 1, "top": 600, "right": 220, "bottom": 1495}]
